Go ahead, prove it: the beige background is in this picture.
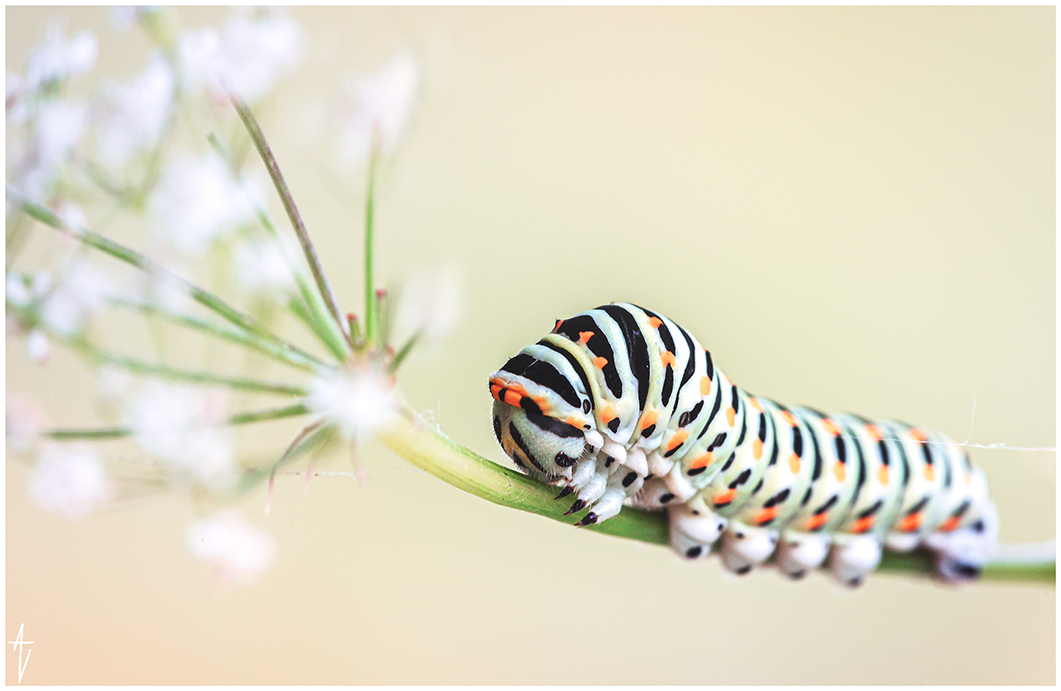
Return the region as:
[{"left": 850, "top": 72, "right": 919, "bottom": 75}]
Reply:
[{"left": 6, "top": 6, "right": 1054, "bottom": 685}]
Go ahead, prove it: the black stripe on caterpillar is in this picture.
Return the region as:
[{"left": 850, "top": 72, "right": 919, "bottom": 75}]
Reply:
[{"left": 488, "top": 303, "right": 998, "bottom": 586}]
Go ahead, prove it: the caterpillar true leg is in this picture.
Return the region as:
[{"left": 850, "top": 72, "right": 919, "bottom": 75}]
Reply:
[{"left": 490, "top": 303, "right": 999, "bottom": 585}]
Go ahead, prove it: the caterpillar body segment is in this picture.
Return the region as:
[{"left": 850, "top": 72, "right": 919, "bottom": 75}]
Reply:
[{"left": 489, "top": 303, "right": 998, "bottom": 585}]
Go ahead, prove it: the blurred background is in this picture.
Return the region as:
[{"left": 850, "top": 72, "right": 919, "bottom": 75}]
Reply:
[{"left": 6, "top": 6, "right": 1054, "bottom": 684}]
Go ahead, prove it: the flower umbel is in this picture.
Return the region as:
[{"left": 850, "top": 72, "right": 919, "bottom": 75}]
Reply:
[
  {"left": 307, "top": 366, "right": 398, "bottom": 441},
  {"left": 29, "top": 443, "right": 114, "bottom": 521},
  {"left": 187, "top": 510, "right": 278, "bottom": 587},
  {"left": 5, "top": 9, "right": 453, "bottom": 588}
]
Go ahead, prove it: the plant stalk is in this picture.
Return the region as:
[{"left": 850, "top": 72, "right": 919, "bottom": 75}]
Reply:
[
  {"left": 229, "top": 93, "right": 352, "bottom": 352},
  {"left": 376, "top": 405, "right": 1055, "bottom": 585}
]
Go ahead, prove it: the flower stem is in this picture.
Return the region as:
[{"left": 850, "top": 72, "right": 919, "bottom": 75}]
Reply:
[
  {"left": 44, "top": 403, "right": 310, "bottom": 440},
  {"left": 376, "top": 405, "right": 1055, "bottom": 585},
  {"left": 113, "top": 299, "right": 322, "bottom": 372},
  {"left": 364, "top": 136, "right": 380, "bottom": 348},
  {"left": 8, "top": 188, "right": 329, "bottom": 369},
  {"left": 8, "top": 311, "right": 310, "bottom": 396},
  {"left": 229, "top": 93, "right": 352, "bottom": 353},
  {"left": 75, "top": 339, "right": 309, "bottom": 396}
]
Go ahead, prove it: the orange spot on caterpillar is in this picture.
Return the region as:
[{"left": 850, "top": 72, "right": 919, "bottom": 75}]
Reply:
[
  {"left": 851, "top": 516, "right": 875, "bottom": 534},
  {"left": 564, "top": 416, "right": 582, "bottom": 428},
  {"left": 878, "top": 466, "right": 889, "bottom": 485},
  {"left": 898, "top": 513, "right": 922, "bottom": 532},
  {"left": 648, "top": 316, "right": 662, "bottom": 328},
  {"left": 713, "top": 488, "right": 736, "bottom": 505},
  {"left": 552, "top": 319, "right": 564, "bottom": 333},
  {"left": 909, "top": 428, "right": 928, "bottom": 443},
  {"left": 754, "top": 506, "right": 778, "bottom": 525},
  {"left": 690, "top": 452, "right": 713, "bottom": 469},
  {"left": 578, "top": 331, "right": 593, "bottom": 344},
  {"left": 593, "top": 356, "right": 608, "bottom": 369},
  {"left": 924, "top": 465, "right": 935, "bottom": 482},
  {"left": 788, "top": 455, "right": 801, "bottom": 474},
  {"left": 833, "top": 462, "right": 846, "bottom": 482},
  {"left": 639, "top": 410, "right": 658, "bottom": 431},
  {"left": 752, "top": 439, "right": 763, "bottom": 460},
  {"left": 781, "top": 410, "right": 797, "bottom": 427},
  {"left": 939, "top": 516, "right": 961, "bottom": 532},
  {"left": 601, "top": 406, "right": 617, "bottom": 423},
  {"left": 821, "top": 418, "right": 840, "bottom": 436},
  {"left": 490, "top": 384, "right": 503, "bottom": 400},
  {"left": 504, "top": 390, "right": 523, "bottom": 407},
  {"left": 660, "top": 351, "right": 675, "bottom": 367},
  {"left": 806, "top": 513, "right": 828, "bottom": 531},
  {"left": 865, "top": 424, "right": 883, "bottom": 441},
  {"left": 749, "top": 397, "right": 763, "bottom": 413},
  {"left": 700, "top": 376, "right": 712, "bottom": 396},
  {"left": 726, "top": 407, "right": 735, "bottom": 427},
  {"left": 667, "top": 430, "right": 690, "bottom": 452}
]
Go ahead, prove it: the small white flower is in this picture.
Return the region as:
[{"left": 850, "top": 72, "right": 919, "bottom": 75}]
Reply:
[
  {"left": 29, "top": 443, "right": 113, "bottom": 521},
  {"left": 39, "top": 260, "right": 114, "bottom": 336},
  {"left": 395, "top": 267, "right": 462, "bottom": 344},
  {"left": 26, "top": 25, "right": 98, "bottom": 89},
  {"left": 124, "top": 381, "right": 236, "bottom": 491},
  {"left": 26, "top": 329, "right": 50, "bottom": 364},
  {"left": 307, "top": 367, "right": 397, "bottom": 440},
  {"left": 36, "top": 98, "right": 88, "bottom": 165},
  {"left": 333, "top": 50, "right": 420, "bottom": 171},
  {"left": 187, "top": 510, "right": 278, "bottom": 587},
  {"left": 7, "top": 72, "right": 30, "bottom": 124},
  {"left": 94, "top": 54, "right": 174, "bottom": 167},
  {"left": 6, "top": 272, "right": 32, "bottom": 307},
  {"left": 110, "top": 6, "right": 144, "bottom": 31},
  {"left": 233, "top": 237, "right": 297, "bottom": 295},
  {"left": 178, "top": 8, "right": 304, "bottom": 103},
  {"left": 6, "top": 393, "right": 47, "bottom": 451},
  {"left": 148, "top": 153, "right": 260, "bottom": 256}
]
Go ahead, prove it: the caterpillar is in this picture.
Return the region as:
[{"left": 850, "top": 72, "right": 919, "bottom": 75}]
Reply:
[{"left": 488, "top": 303, "right": 998, "bottom": 586}]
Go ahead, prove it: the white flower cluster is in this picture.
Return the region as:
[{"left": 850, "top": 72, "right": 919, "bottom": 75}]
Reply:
[
  {"left": 29, "top": 444, "right": 114, "bottom": 521},
  {"left": 307, "top": 367, "right": 398, "bottom": 441},
  {"left": 148, "top": 154, "right": 263, "bottom": 258},
  {"left": 330, "top": 50, "right": 421, "bottom": 172},
  {"left": 187, "top": 510, "right": 279, "bottom": 587},
  {"left": 94, "top": 55, "right": 175, "bottom": 169},
  {"left": 123, "top": 380, "right": 237, "bottom": 491},
  {"left": 178, "top": 8, "right": 304, "bottom": 104},
  {"left": 6, "top": 8, "right": 441, "bottom": 589}
]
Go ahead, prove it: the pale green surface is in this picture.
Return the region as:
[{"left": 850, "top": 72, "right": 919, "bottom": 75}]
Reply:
[{"left": 6, "top": 7, "right": 1054, "bottom": 685}]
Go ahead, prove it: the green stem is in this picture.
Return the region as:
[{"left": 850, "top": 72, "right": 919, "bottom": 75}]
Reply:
[
  {"left": 229, "top": 94, "right": 351, "bottom": 352},
  {"left": 364, "top": 137, "right": 380, "bottom": 348},
  {"left": 208, "top": 132, "right": 348, "bottom": 360},
  {"left": 7, "top": 188, "right": 329, "bottom": 369},
  {"left": 43, "top": 403, "right": 310, "bottom": 441},
  {"left": 387, "top": 331, "right": 420, "bottom": 375},
  {"left": 81, "top": 344, "right": 308, "bottom": 396},
  {"left": 377, "top": 405, "right": 1055, "bottom": 585},
  {"left": 113, "top": 299, "right": 322, "bottom": 372}
]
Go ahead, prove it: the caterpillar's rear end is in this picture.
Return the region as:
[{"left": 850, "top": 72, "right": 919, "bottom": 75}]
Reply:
[{"left": 489, "top": 303, "right": 999, "bottom": 586}]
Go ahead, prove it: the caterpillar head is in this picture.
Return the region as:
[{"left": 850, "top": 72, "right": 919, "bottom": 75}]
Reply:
[
  {"left": 491, "top": 398, "right": 588, "bottom": 481},
  {"left": 489, "top": 355, "right": 601, "bottom": 481}
]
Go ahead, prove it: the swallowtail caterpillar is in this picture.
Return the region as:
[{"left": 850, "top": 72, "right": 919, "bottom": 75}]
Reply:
[{"left": 489, "top": 303, "right": 998, "bottom": 586}]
